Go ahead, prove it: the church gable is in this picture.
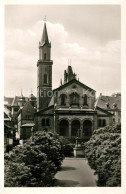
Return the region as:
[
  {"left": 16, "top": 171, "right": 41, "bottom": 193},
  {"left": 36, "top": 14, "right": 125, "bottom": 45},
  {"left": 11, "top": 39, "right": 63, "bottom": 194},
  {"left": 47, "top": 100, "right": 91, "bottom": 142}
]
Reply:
[
  {"left": 54, "top": 79, "right": 95, "bottom": 93},
  {"left": 54, "top": 80, "right": 96, "bottom": 109}
]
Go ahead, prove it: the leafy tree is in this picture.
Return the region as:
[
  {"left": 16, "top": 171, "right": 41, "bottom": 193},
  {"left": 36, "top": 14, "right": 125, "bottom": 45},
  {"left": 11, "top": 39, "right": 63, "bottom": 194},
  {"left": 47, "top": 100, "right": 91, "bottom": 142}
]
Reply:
[
  {"left": 5, "top": 131, "right": 64, "bottom": 187},
  {"left": 84, "top": 125, "right": 121, "bottom": 186},
  {"left": 59, "top": 137, "right": 74, "bottom": 157}
]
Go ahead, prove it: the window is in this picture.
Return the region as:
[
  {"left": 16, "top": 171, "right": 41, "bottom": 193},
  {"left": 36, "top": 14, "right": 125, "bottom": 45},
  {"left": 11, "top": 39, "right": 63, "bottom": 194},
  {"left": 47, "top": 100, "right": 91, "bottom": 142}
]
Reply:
[
  {"left": 70, "top": 92, "right": 79, "bottom": 105},
  {"left": 44, "top": 53, "right": 46, "bottom": 60},
  {"left": 26, "top": 115, "right": 32, "bottom": 120},
  {"left": 60, "top": 94, "right": 67, "bottom": 105},
  {"left": 42, "top": 119, "right": 45, "bottom": 126},
  {"left": 103, "top": 119, "right": 106, "bottom": 126},
  {"left": 83, "top": 94, "right": 88, "bottom": 105},
  {"left": 46, "top": 119, "right": 50, "bottom": 126},
  {"left": 44, "top": 74, "right": 47, "bottom": 84},
  {"left": 42, "top": 118, "right": 50, "bottom": 126},
  {"left": 106, "top": 103, "right": 109, "bottom": 108},
  {"left": 113, "top": 103, "right": 117, "bottom": 109},
  {"left": 14, "top": 107, "right": 18, "bottom": 112},
  {"left": 98, "top": 119, "right": 102, "bottom": 127},
  {"left": 98, "top": 119, "right": 106, "bottom": 127},
  {"left": 113, "top": 118, "right": 115, "bottom": 122}
]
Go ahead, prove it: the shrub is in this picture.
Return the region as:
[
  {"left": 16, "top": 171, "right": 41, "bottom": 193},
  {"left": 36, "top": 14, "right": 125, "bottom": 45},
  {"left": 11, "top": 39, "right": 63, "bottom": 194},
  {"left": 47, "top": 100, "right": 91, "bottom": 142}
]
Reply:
[
  {"left": 4, "top": 131, "right": 64, "bottom": 187},
  {"left": 84, "top": 125, "right": 121, "bottom": 186},
  {"left": 33, "top": 131, "right": 64, "bottom": 170},
  {"left": 59, "top": 138, "right": 74, "bottom": 157}
]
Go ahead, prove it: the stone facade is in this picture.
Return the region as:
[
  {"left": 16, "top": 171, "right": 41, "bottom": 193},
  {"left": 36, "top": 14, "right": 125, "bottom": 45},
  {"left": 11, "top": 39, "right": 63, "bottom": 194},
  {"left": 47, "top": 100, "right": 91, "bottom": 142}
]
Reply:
[
  {"left": 35, "top": 22, "right": 114, "bottom": 140},
  {"left": 95, "top": 94, "right": 121, "bottom": 125},
  {"left": 37, "top": 22, "right": 53, "bottom": 111}
]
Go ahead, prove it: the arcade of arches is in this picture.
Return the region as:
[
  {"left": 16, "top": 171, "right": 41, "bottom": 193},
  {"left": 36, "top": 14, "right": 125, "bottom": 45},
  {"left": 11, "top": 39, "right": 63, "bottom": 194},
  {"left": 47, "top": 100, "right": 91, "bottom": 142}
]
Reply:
[{"left": 59, "top": 119, "right": 92, "bottom": 140}]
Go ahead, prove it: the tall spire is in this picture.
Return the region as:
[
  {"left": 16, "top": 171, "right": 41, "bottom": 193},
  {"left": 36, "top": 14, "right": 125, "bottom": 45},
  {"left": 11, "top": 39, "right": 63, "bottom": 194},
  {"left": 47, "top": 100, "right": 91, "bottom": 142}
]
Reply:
[{"left": 41, "top": 21, "right": 49, "bottom": 45}]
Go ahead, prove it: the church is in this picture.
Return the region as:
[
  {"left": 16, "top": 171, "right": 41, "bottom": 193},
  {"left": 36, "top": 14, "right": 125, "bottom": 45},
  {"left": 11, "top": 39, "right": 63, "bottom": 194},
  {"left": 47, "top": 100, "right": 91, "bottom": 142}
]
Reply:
[{"left": 34, "top": 22, "right": 113, "bottom": 141}]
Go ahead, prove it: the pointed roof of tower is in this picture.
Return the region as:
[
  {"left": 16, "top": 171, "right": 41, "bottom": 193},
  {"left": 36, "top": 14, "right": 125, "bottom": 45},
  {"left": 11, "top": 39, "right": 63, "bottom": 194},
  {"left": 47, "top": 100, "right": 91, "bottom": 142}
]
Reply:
[{"left": 41, "top": 22, "right": 49, "bottom": 45}]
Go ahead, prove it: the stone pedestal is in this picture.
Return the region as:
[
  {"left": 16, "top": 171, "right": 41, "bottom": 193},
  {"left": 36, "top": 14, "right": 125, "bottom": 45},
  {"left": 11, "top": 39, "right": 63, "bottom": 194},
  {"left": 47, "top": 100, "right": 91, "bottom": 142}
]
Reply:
[
  {"left": 73, "top": 147, "right": 84, "bottom": 157},
  {"left": 19, "top": 139, "right": 23, "bottom": 145}
]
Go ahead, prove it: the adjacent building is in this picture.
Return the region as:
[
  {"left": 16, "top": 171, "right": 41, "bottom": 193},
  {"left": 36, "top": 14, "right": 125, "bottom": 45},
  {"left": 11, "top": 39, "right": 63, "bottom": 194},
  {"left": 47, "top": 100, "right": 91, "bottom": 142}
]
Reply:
[
  {"left": 95, "top": 93, "right": 121, "bottom": 126},
  {"left": 4, "top": 104, "right": 14, "bottom": 152},
  {"left": 4, "top": 93, "right": 37, "bottom": 147}
]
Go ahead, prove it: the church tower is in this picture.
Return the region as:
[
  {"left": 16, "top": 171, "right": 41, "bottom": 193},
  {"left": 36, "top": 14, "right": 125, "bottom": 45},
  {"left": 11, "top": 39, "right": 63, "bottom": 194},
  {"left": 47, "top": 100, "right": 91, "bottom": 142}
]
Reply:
[{"left": 37, "top": 22, "right": 53, "bottom": 111}]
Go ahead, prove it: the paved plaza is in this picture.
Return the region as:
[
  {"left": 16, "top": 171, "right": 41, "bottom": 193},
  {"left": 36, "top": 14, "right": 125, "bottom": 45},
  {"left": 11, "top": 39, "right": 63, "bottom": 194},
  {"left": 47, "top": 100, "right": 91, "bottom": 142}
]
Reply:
[{"left": 54, "top": 157, "right": 97, "bottom": 187}]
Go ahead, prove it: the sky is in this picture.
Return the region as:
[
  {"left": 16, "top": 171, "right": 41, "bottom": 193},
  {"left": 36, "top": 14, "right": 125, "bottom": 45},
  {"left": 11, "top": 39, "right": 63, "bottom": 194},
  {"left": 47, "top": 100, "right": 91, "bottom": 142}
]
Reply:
[{"left": 4, "top": 5, "right": 121, "bottom": 97}]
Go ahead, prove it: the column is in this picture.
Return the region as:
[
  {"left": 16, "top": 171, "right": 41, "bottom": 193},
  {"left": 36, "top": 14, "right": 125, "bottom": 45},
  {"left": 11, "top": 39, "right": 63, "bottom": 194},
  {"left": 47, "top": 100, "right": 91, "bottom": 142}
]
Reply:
[
  {"left": 69, "top": 121, "right": 71, "bottom": 138},
  {"left": 80, "top": 120, "right": 83, "bottom": 138}
]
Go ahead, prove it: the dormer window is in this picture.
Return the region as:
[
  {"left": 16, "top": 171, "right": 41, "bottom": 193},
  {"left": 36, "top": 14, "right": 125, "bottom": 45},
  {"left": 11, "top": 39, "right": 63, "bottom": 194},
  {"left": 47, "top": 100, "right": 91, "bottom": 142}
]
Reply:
[
  {"left": 113, "top": 103, "right": 117, "bottom": 109},
  {"left": 105, "top": 103, "right": 109, "bottom": 108}
]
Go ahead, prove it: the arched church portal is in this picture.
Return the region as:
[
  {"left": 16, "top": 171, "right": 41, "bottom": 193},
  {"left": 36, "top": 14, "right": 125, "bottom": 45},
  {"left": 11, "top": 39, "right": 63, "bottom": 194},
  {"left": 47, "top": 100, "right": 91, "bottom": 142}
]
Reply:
[
  {"left": 83, "top": 120, "right": 92, "bottom": 141},
  {"left": 59, "top": 120, "right": 69, "bottom": 137},
  {"left": 71, "top": 120, "right": 80, "bottom": 137}
]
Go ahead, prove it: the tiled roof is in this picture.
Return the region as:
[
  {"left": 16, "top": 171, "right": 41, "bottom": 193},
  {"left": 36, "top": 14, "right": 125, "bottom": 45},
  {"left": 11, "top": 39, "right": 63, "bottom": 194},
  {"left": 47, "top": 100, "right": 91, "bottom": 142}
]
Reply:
[
  {"left": 4, "top": 96, "right": 14, "bottom": 106},
  {"left": 11, "top": 96, "right": 29, "bottom": 107},
  {"left": 4, "top": 105, "right": 11, "bottom": 120},
  {"left": 29, "top": 93, "right": 36, "bottom": 99},
  {"left": 11, "top": 96, "right": 19, "bottom": 106},
  {"left": 96, "top": 95, "right": 121, "bottom": 110},
  {"left": 48, "top": 96, "right": 54, "bottom": 106}
]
